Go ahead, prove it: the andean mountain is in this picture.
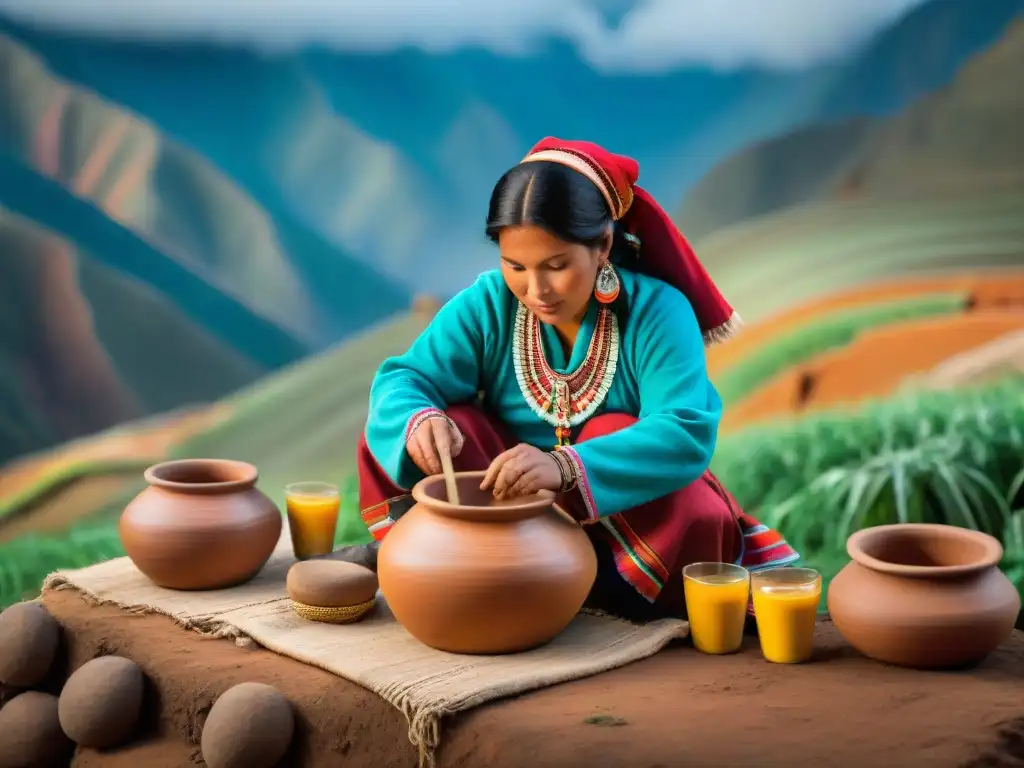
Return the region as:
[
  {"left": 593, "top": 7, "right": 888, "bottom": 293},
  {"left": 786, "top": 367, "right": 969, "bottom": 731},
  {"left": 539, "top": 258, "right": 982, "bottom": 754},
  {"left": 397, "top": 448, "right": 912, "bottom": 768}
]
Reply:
[{"left": 2, "top": 0, "right": 1019, "bottom": 293}]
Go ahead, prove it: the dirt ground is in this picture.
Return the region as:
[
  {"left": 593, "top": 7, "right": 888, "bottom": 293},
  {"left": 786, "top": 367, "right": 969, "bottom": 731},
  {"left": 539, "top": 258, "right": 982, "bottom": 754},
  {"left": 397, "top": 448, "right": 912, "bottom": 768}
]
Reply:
[{"left": 16, "top": 590, "right": 1020, "bottom": 768}]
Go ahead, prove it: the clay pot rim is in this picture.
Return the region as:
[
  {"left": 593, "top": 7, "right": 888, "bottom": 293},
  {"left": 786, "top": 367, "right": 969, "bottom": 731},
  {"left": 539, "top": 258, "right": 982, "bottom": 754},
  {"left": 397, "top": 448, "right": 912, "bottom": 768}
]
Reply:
[
  {"left": 412, "top": 471, "right": 556, "bottom": 522},
  {"left": 847, "top": 523, "right": 1004, "bottom": 579},
  {"left": 144, "top": 459, "right": 259, "bottom": 494}
]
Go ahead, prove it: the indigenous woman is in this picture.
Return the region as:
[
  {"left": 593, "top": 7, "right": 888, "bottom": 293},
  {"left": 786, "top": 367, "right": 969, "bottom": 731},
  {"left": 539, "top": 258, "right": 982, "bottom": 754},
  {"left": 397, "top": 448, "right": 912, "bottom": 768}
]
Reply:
[{"left": 356, "top": 137, "right": 798, "bottom": 623}]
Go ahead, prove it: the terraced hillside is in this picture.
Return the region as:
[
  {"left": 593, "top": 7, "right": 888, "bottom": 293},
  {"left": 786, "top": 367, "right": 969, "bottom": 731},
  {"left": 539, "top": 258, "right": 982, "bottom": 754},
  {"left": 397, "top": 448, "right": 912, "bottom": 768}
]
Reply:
[
  {"left": 703, "top": 262, "right": 1024, "bottom": 433},
  {"left": 0, "top": 406, "right": 230, "bottom": 543},
  {"left": 0, "top": 309, "right": 431, "bottom": 559},
  {"left": 722, "top": 307, "right": 1024, "bottom": 432},
  {"left": 710, "top": 292, "right": 969, "bottom": 407},
  {"left": 706, "top": 270, "right": 1024, "bottom": 375},
  {"left": 692, "top": 182, "right": 1024, "bottom": 434},
  {"left": 693, "top": 14, "right": 1024, "bottom": 374},
  {"left": 699, "top": 187, "right": 1024, "bottom": 327},
  {"left": 690, "top": 16, "right": 1024, "bottom": 436}
]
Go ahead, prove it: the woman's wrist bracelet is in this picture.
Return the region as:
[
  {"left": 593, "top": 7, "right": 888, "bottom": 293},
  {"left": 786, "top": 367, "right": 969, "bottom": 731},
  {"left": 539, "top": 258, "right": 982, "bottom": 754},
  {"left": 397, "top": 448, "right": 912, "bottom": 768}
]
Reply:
[{"left": 548, "top": 449, "right": 578, "bottom": 493}]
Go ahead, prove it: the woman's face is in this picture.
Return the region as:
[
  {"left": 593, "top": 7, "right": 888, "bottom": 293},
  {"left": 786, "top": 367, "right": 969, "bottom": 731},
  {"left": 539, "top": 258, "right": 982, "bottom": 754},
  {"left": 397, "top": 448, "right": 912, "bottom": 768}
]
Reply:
[{"left": 498, "top": 225, "right": 609, "bottom": 325}]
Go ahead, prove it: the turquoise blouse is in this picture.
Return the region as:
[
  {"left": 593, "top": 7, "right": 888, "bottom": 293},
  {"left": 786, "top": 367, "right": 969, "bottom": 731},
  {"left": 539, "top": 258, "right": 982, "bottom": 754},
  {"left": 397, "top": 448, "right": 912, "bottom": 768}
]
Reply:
[{"left": 365, "top": 268, "right": 722, "bottom": 518}]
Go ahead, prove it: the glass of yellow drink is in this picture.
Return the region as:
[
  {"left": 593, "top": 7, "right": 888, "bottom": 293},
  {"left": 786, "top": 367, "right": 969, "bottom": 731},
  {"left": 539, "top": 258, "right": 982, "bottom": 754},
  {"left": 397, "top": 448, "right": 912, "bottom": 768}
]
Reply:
[
  {"left": 682, "top": 562, "right": 750, "bottom": 655},
  {"left": 751, "top": 567, "right": 822, "bottom": 664},
  {"left": 284, "top": 481, "right": 340, "bottom": 560}
]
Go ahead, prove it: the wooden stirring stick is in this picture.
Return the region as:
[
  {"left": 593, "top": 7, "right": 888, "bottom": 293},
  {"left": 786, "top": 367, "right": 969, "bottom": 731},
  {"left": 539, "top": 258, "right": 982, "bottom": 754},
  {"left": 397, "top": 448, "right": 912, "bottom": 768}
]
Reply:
[{"left": 438, "top": 438, "right": 461, "bottom": 506}]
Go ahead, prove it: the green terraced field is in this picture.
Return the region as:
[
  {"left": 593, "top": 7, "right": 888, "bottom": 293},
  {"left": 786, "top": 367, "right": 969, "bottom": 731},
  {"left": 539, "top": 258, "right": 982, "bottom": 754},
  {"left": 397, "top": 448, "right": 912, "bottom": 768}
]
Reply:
[
  {"left": 698, "top": 189, "right": 1024, "bottom": 325},
  {"left": 713, "top": 291, "right": 966, "bottom": 405},
  {"left": 0, "top": 458, "right": 151, "bottom": 523}
]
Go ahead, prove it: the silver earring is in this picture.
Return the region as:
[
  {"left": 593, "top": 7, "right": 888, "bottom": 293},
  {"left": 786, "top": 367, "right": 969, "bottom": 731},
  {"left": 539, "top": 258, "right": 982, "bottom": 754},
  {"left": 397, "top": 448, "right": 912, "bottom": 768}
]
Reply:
[{"left": 594, "top": 262, "right": 620, "bottom": 304}]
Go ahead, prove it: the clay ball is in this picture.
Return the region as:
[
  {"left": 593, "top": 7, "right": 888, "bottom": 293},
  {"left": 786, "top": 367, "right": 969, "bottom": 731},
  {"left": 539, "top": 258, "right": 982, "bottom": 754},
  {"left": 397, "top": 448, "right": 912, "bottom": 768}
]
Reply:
[
  {"left": 201, "top": 682, "right": 294, "bottom": 768},
  {"left": 0, "top": 602, "right": 61, "bottom": 688},
  {"left": 0, "top": 691, "right": 74, "bottom": 768},
  {"left": 286, "top": 560, "right": 378, "bottom": 607},
  {"left": 59, "top": 655, "right": 145, "bottom": 748},
  {"left": 0, "top": 684, "right": 18, "bottom": 711}
]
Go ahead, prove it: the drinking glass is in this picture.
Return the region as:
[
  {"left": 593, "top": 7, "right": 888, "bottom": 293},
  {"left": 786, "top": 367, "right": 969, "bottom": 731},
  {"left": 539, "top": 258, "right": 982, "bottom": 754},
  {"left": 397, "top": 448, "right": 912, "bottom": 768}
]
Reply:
[
  {"left": 751, "top": 567, "right": 822, "bottom": 664},
  {"left": 284, "top": 481, "right": 340, "bottom": 560},
  {"left": 682, "top": 562, "right": 750, "bottom": 655}
]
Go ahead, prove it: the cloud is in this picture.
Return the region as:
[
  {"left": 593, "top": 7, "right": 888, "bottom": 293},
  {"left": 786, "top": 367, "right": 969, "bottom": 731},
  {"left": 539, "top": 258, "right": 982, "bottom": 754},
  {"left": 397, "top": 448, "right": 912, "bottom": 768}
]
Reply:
[{"left": 0, "top": 0, "right": 932, "bottom": 72}]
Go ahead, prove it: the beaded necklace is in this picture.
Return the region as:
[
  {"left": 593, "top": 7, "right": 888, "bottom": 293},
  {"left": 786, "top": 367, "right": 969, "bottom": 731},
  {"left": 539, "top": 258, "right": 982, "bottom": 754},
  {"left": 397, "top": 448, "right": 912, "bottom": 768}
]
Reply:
[{"left": 512, "top": 301, "right": 620, "bottom": 447}]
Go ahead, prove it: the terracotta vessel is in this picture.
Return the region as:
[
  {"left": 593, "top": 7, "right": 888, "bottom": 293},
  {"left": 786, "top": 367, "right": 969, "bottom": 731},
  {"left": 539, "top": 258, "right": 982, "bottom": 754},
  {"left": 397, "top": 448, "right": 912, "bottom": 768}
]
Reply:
[
  {"left": 377, "top": 471, "right": 597, "bottom": 654},
  {"left": 827, "top": 523, "right": 1020, "bottom": 669},
  {"left": 119, "top": 459, "right": 282, "bottom": 590}
]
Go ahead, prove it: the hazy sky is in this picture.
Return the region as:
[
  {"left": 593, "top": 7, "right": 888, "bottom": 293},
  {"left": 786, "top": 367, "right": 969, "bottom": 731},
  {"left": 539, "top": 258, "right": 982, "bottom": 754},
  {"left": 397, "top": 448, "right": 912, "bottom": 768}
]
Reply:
[{"left": 0, "top": 0, "right": 931, "bottom": 72}]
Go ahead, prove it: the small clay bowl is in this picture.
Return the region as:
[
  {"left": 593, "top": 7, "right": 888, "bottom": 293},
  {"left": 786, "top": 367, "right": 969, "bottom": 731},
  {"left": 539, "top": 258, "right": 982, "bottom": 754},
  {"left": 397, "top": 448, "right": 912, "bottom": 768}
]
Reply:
[{"left": 286, "top": 560, "right": 378, "bottom": 624}]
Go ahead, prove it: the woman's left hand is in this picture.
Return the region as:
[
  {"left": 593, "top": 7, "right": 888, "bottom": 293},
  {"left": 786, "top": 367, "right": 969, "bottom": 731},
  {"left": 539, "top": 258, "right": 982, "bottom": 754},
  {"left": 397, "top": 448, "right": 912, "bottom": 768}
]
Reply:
[{"left": 480, "top": 443, "right": 561, "bottom": 500}]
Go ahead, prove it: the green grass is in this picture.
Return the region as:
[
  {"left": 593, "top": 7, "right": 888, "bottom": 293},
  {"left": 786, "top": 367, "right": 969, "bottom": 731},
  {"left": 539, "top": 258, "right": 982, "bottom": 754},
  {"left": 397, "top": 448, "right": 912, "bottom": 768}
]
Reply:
[
  {"left": 713, "top": 375, "right": 1024, "bottom": 603},
  {"left": 714, "top": 292, "right": 966, "bottom": 405},
  {"left": 0, "top": 523, "right": 125, "bottom": 606}
]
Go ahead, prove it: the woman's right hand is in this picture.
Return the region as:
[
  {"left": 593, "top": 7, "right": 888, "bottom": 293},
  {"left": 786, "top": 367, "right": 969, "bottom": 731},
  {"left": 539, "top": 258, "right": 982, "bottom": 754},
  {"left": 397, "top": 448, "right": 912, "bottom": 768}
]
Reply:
[{"left": 406, "top": 415, "right": 465, "bottom": 476}]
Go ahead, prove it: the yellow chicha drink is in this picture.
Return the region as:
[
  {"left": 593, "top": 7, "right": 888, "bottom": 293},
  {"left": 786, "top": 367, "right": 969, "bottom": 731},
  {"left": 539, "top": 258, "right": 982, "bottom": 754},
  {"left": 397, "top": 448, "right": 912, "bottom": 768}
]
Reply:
[
  {"left": 285, "top": 482, "right": 340, "bottom": 560},
  {"left": 751, "top": 567, "right": 821, "bottom": 664},
  {"left": 682, "top": 562, "right": 750, "bottom": 655}
]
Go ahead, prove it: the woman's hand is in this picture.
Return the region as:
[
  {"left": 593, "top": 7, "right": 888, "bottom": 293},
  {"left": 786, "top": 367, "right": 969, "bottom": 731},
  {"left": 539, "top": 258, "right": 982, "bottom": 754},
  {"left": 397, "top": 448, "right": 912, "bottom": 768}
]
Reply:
[
  {"left": 480, "top": 443, "right": 562, "bottom": 500},
  {"left": 406, "top": 416, "right": 464, "bottom": 476}
]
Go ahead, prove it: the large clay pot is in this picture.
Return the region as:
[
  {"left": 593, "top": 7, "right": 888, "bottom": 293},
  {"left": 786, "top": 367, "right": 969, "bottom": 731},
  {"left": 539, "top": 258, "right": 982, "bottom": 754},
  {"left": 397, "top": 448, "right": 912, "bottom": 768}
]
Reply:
[
  {"left": 119, "top": 459, "right": 282, "bottom": 590},
  {"left": 827, "top": 523, "right": 1020, "bottom": 669},
  {"left": 377, "top": 471, "right": 598, "bottom": 654}
]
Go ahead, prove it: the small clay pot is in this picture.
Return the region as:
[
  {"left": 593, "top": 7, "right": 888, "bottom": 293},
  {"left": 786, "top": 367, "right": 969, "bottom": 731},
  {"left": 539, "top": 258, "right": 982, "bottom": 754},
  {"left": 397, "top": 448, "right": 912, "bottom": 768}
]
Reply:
[
  {"left": 828, "top": 523, "right": 1021, "bottom": 669},
  {"left": 119, "top": 459, "right": 282, "bottom": 590},
  {"left": 377, "top": 471, "right": 597, "bottom": 654}
]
